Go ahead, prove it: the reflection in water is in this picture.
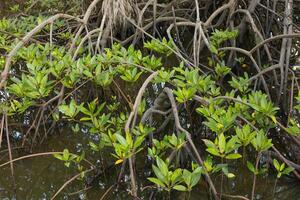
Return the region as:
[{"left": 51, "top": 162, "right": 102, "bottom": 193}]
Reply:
[{"left": 0, "top": 128, "right": 299, "bottom": 199}]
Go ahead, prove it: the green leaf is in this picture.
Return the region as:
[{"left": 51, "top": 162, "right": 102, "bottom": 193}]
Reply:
[
  {"left": 273, "top": 159, "right": 280, "bottom": 171},
  {"left": 286, "top": 125, "right": 300, "bottom": 136},
  {"left": 62, "top": 149, "right": 70, "bottom": 160},
  {"left": 282, "top": 167, "right": 294, "bottom": 175},
  {"left": 152, "top": 165, "right": 165, "bottom": 181},
  {"left": 53, "top": 153, "right": 63, "bottom": 160},
  {"left": 148, "top": 177, "right": 165, "bottom": 187},
  {"left": 171, "top": 168, "right": 183, "bottom": 184},
  {"left": 206, "top": 148, "right": 221, "bottom": 157},
  {"left": 182, "top": 169, "right": 191, "bottom": 185},
  {"left": 247, "top": 161, "right": 255, "bottom": 173},
  {"left": 280, "top": 163, "right": 285, "bottom": 172},
  {"left": 210, "top": 45, "right": 218, "bottom": 54},
  {"left": 202, "top": 139, "right": 217, "bottom": 149},
  {"left": 225, "top": 153, "right": 242, "bottom": 160},
  {"left": 219, "top": 133, "right": 226, "bottom": 154},
  {"left": 173, "top": 185, "right": 187, "bottom": 191},
  {"left": 270, "top": 115, "right": 277, "bottom": 123},
  {"left": 133, "top": 136, "right": 145, "bottom": 149},
  {"left": 125, "top": 131, "right": 133, "bottom": 147},
  {"left": 64, "top": 161, "right": 70, "bottom": 167},
  {"left": 190, "top": 173, "right": 201, "bottom": 187},
  {"left": 115, "top": 134, "right": 127, "bottom": 146},
  {"left": 226, "top": 173, "right": 235, "bottom": 178},
  {"left": 156, "top": 157, "right": 169, "bottom": 176}
]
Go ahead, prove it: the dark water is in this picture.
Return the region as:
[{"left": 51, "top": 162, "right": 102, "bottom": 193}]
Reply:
[{"left": 0, "top": 127, "right": 300, "bottom": 200}]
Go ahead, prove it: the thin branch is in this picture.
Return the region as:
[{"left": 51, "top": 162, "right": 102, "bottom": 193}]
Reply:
[
  {"left": 51, "top": 168, "right": 95, "bottom": 200},
  {"left": 0, "top": 152, "right": 95, "bottom": 168},
  {"left": 163, "top": 87, "right": 219, "bottom": 200}
]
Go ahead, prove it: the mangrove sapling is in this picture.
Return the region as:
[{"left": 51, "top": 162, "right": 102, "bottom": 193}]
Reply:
[
  {"left": 147, "top": 157, "right": 202, "bottom": 199},
  {"left": 163, "top": 133, "right": 186, "bottom": 166},
  {"left": 235, "top": 125, "right": 256, "bottom": 164},
  {"left": 181, "top": 165, "right": 202, "bottom": 199},
  {"left": 248, "top": 130, "right": 273, "bottom": 200},
  {"left": 202, "top": 133, "right": 241, "bottom": 198},
  {"left": 272, "top": 159, "right": 294, "bottom": 198},
  {"left": 147, "top": 157, "right": 182, "bottom": 195}
]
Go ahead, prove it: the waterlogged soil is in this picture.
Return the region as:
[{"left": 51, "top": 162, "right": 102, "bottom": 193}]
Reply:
[{"left": 0, "top": 127, "right": 300, "bottom": 200}]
